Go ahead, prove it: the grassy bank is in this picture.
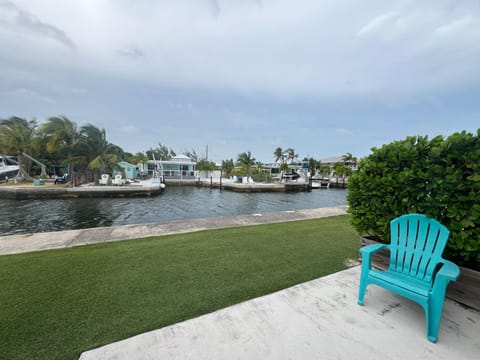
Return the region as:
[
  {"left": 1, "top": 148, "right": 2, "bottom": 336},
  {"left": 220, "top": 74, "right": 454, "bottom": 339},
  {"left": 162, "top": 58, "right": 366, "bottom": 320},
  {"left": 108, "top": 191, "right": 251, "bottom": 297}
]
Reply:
[{"left": 0, "top": 215, "right": 359, "bottom": 360}]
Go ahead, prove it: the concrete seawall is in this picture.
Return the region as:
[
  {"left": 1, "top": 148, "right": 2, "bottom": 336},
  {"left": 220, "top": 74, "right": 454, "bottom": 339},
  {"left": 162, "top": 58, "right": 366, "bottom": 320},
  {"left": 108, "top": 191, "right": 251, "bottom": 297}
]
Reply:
[
  {"left": 166, "top": 178, "right": 311, "bottom": 192},
  {"left": 0, "top": 184, "right": 163, "bottom": 199},
  {"left": 0, "top": 206, "right": 349, "bottom": 255}
]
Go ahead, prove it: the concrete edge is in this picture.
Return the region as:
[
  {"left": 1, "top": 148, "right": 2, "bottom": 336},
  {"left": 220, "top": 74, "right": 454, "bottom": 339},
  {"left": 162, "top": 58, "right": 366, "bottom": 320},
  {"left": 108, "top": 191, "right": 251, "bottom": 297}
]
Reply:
[{"left": 0, "top": 206, "right": 349, "bottom": 255}]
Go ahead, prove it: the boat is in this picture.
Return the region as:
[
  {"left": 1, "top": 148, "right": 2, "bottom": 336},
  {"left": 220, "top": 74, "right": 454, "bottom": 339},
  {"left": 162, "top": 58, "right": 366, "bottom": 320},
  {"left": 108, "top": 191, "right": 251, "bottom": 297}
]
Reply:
[
  {"left": 311, "top": 176, "right": 330, "bottom": 189},
  {"left": 0, "top": 155, "right": 20, "bottom": 181}
]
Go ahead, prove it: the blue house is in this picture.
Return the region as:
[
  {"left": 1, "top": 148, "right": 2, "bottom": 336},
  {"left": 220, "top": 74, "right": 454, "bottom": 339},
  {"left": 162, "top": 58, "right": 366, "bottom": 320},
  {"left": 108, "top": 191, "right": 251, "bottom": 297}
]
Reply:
[{"left": 115, "top": 161, "right": 140, "bottom": 180}]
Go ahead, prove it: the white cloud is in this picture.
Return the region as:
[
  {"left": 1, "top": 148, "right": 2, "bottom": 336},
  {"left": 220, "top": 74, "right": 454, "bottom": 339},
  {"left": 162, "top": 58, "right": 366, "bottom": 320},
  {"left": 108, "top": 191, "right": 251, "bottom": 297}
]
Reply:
[
  {"left": 2, "top": 0, "right": 478, "bottom": 102},
  {"left": 0, "top": 0, "right": 75, "bottom": 49},
  {"left": 117, "top": 46, "right": 144, "bottom": 59},
  {"left": 1, "top": 1, "right": 479, "bottom": 162},
  {"left": 1, "top": 88, "right": 54, "bottom": 103},
  {"left": 433, "top": 16, "right": 475, "bottom": 36},
  {"left": 357, "top": 11, "right": 400, "bottom": 37},
  {"left": 336, "top": 128, "right": 354, "bottom": 137},
  {"left": 118, "top": 125, "right": 139, "bottom": 134}
]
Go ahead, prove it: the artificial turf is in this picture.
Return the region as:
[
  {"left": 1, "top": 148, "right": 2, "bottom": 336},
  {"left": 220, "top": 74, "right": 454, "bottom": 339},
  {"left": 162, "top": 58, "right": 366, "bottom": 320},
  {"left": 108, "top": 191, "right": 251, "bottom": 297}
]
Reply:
[{"left": 0, "top": 214, "right": 359, "bottom": 359}]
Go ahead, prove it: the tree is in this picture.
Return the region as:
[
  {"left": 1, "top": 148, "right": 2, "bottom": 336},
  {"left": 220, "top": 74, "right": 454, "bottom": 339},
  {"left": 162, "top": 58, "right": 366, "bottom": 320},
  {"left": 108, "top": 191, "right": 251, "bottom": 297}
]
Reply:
[
  {"left": 146, "top": 143, "right": 176, "bottom": 161},
  {"left": 273, "top": 147, "right": 299, "bottom": 180},
  {"left": 303, "top": 157, "right": 321, "bottom": 176},
  {"left": 285, "top": 148, "right": 298, "bottom": 164},
  {"left": 196, "top": 159, "right": 217, "bottom": 171},
  {"left": 0, "top": 116, "right": 38, "bottom": 181},
  {"left": 184, "top": 149, "right": 199, "bottom": 162},
  {"left": 41, "top": 116, "right": 83, "bottom": 186},
  {"left": 236, "top": 151, "right": 256, "bottom": 180},
  {"left": 273, "top": 147, "right": 285, "bottom": 163},
  {"left": 126, "top": 152, "right": 149, "bottom": 175},
  {"left": 342, "top": 152, "right": 358, "bottom": 168},
  {"left": 221, "top": 159, "right": 234, "bottom": 177},
  {"left": 333, "top": 162, "right": 351, "bottom": 183},
  {"left": 321, "top": 165, "right": 332, "bottom": 176},
  {"left": 80, "top": 124, "right": 123, "bottom": 181}
]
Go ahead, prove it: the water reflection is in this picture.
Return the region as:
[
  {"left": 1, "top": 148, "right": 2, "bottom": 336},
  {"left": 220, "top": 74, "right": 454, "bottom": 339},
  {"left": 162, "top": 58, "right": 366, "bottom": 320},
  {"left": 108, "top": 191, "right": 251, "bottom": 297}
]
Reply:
[{"left": 0, "top": 187, "right": 347, "bottom": 236}]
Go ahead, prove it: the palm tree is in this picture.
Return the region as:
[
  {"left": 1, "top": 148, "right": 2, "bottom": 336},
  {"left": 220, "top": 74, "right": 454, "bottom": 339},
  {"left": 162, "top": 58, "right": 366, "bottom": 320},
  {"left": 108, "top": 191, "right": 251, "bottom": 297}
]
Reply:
[
  {"left": 273, "top": 147, "right": 285, "bottom": 163},
  {"left": 128, "top": 152, "right": 149, "bottom": 177},
  {"left": 273, "top": 147, "right": 299, "bottom": 180},
  {"left": 304, "top": 157, "right": 320, "bottom": 177},
  {"left": 80, "top": 124, "right": 123, "bottom": 182},
  {"left": 221, "top": 159, "right": 234, "bottom": 178},
  {"left": 319, "top": 164, "right": 332, "bottom": 177},
  {"left": 41, "top": 116, "right": 83, "bottom": 186},
  {"left": 236, "top": 151, "right": 256, "bottom": 181},
  {"left": 333, "top": 162, "right": 352, "bottom": 184},
  {"left": 342, "top": 152, "right": 358, "bottom": 168},
  {"left": 0, "top": 117, "right": 38, "bottom": 181},
  {"left": 285, "top": 148, "right": 298, "bottom": 164}
]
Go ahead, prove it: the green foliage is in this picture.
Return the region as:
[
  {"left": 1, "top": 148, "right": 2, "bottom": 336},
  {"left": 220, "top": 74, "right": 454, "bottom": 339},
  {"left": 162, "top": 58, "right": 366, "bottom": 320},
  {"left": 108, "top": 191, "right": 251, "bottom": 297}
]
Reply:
[
  {"left": 348, "top": 130, "right": 480, "bottom": 269},
  {"left": 304, "top": 157, "right": 321, "bottom": 175},
  {"left": 146, "top": 143, "right": 176, "bottom": 161},
  {"left": 250, "top": 162, "right": 272, "bottom": 183},
  {"left": 279, "top": 162, "right": 290, "bottom": 173},
  {"left": 236, "top": 151, "right": 256, "bottom": 178},
  {"left": 196, "top": 159, "right": 217, "bottom": 171},
  {"left": 273, "top": 147, "right": 298, "bottom": 165},
  {"left": 221, "top": 158, "right": 234, "bottom": 177}
]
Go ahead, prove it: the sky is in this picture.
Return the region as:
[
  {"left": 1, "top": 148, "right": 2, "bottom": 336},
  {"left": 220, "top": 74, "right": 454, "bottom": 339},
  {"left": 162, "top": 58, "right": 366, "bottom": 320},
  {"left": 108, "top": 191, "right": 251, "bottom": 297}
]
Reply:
[{"left": 1, "top": 0, "right": 479, "bottom": 163}]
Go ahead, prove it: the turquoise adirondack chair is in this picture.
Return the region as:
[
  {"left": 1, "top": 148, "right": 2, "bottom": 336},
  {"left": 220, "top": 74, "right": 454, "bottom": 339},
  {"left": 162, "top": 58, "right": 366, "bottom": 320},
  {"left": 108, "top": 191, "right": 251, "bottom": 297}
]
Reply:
[{"left": 358, "top": 213, "right": 460, "bottom": 343}]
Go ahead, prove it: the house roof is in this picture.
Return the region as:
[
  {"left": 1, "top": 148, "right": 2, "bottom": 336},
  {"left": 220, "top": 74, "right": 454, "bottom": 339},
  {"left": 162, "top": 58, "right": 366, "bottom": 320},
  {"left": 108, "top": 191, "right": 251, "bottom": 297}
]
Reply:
[{"left": 320, "top": 156, "right": 343, "bottom": 164}]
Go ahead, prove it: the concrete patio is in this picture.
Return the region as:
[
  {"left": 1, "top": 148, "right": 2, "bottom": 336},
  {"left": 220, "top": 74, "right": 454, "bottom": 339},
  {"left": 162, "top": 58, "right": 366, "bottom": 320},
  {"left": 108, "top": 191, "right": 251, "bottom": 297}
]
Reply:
[{"left": 80, "top": 266, "right": 480, "bottom": 360}]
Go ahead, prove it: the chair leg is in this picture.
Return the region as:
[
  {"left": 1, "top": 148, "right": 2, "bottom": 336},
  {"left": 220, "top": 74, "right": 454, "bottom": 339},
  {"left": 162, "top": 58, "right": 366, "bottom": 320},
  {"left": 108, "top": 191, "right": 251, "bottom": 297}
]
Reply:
[
  {"left": 427, "top": 298, "right": 445, "bottom": 343},
  {"left": 358, "top": 273, "right": 368, "bottom": 306}
]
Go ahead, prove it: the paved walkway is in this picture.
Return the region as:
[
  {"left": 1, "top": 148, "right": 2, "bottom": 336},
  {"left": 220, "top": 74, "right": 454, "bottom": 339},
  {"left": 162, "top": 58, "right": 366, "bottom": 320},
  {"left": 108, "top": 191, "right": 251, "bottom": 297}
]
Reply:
[
  {"left": 80, "top": 266, "right": 480, "bottom": 360},
  {"left": 0, "top": 206, "right": 348, "bottom": 255}
]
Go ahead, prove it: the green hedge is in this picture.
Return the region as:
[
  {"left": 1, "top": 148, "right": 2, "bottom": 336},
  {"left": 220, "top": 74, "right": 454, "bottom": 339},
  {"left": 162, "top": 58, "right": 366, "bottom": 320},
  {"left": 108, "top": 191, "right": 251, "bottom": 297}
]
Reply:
[{"left": 347, "top": 130, "right": 480, "bottom": 270}]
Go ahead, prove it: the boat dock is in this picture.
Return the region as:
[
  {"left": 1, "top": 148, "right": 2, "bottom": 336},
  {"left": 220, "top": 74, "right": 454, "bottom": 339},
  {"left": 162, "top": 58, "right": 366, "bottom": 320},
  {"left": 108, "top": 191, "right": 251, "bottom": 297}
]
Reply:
[{"left": 0, "top": 183, "right": 163, "bottom": 199}]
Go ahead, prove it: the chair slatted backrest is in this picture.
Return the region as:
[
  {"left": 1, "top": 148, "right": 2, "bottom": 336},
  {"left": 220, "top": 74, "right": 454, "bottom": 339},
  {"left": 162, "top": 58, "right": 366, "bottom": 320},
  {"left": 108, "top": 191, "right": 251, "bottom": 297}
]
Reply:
[{"left": 389, "top": 214, "right": 450, "bottom": 284}]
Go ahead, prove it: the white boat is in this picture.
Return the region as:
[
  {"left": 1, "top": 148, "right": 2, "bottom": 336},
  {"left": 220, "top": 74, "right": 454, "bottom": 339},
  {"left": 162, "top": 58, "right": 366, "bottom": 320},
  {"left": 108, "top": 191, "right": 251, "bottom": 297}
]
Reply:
[
  {"left": 311, "top": 177, "right": 330, "bottom": 189},
  {"left": 0, "top": 155, "right": 20, "bottom": 180}
]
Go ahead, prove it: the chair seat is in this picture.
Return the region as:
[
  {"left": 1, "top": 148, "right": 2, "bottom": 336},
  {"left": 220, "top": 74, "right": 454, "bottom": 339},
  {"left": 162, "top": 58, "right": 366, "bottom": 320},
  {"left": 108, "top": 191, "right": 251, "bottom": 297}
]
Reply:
[{"left": 369, "top": 269, "right": 432, "bottom": 297}]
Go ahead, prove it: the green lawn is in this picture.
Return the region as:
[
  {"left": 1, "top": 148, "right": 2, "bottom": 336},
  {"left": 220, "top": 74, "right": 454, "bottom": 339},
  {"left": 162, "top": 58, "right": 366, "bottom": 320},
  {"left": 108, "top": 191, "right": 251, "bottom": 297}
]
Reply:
[{"left": 0, "top": 215, "right": 359, "bottom": 360}]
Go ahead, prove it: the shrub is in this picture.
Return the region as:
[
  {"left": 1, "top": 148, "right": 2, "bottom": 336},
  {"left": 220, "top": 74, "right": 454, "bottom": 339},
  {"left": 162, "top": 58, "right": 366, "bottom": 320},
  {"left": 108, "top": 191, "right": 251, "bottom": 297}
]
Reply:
[{"left": 348, "top": 130, "right": 480, "bottom": 270}]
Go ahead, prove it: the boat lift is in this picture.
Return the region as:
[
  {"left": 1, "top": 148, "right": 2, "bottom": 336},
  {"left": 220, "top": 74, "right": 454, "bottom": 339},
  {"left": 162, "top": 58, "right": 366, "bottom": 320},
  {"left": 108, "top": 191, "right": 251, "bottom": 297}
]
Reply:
[{"left": 22, "top": 152, "right": 48, "bottom": 178}]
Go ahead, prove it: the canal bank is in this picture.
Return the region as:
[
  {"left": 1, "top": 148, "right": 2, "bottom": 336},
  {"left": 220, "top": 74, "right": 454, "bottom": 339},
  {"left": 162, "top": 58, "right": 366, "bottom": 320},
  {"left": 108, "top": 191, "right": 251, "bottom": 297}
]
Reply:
[
  {"left": 0, "top": 206, "right": 348, "bottom": 255},
  {"left": 0, "top": 179, "right": 311, "bottom": 199},
  {"left": 167, "top": 178, "right": 311, "bottom": 192},
  {"left": 0, "top": 184, "right": 163, "bottom": 199}
]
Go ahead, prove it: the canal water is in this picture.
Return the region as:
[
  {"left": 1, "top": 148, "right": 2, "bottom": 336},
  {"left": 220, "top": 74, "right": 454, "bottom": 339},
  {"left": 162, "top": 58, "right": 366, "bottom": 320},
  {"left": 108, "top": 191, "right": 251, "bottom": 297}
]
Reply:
[{"left": 0, "top": 187, "right": 347, "bottom": 236}]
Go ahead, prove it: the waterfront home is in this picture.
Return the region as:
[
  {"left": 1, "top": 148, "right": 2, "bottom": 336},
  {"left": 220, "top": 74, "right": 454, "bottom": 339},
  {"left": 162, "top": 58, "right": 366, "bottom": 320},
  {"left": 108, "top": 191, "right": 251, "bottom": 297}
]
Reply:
[
  {"left": 319, "top": 156, "right": 358, "bottom": 171},
  {"left": 148, "top": 155, "right": 196, "bottom": 179},
  {"left": 115, "top": 161, "right": 141, "bottom": 180}
]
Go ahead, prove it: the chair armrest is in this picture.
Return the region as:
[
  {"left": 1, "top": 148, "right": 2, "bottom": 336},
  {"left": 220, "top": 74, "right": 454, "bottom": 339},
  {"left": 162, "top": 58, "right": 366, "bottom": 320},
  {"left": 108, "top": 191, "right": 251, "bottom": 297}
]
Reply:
[
  {"left": 436, "top": 260, "right": 460, "bottom": 282},
  {"left": 432, "top": 260, "right": 460, "bottom": 300},
  {"left": 359, "top": 243, "right": 389, "bottom": 270},
  {"left": 359, "top": 243, "right": 389, "bottom": 256}
]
